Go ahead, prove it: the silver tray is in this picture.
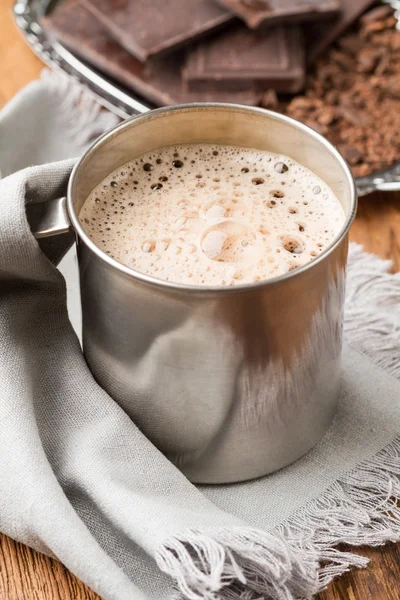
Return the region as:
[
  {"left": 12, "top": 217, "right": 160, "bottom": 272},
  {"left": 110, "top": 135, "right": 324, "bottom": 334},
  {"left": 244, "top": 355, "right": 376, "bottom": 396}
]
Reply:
[{"left": 13, "top": 0, "right": 400, "bottom": 196}]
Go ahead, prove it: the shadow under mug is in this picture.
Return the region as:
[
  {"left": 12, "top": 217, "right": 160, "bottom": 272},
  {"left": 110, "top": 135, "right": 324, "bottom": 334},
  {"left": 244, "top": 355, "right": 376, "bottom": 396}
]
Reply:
[{"left": 31, "top": 104, "right": 357, "bottom": 484}]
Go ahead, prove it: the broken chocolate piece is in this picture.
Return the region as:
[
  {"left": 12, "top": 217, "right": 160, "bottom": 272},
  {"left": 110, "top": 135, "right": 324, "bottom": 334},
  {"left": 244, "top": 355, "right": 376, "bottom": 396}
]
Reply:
[
  {"left": 81, "top": 0, "right": 234, "bottom": 63},
  {"left": 215, "top": 0, "right": 340, "bottom": 29},
  {"left": 339, "top": 144, "right": 363, "bottom": 165},
  {"left": 41, "top": 0, "right": 261, "bottom": 107},
  {"left": 360, "top": 4, "right": 394, "bottom": 24},
  {"left": 261, "top": 89, "right": 279, "bottom": 109},
  {"left": 306, "top": 0, "right": 376, "bottom": 64},
  {"left": 183, "top": 26, "right": 305, "bottom": 93}
]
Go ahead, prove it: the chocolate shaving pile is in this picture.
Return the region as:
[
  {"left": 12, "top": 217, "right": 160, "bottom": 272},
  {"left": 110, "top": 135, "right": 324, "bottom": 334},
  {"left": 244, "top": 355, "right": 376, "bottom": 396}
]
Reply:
[{"left": 279, "top": 5, "right": 400, "bottom": 177}]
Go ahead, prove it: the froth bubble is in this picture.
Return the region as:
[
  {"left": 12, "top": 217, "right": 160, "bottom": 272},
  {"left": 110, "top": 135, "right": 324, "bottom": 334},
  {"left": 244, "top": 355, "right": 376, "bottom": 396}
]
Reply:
[
  {"left": 201, "top": 230, "right": 227, "bottom": 260},
  {"left": 206, "top": 204, "right": 226, "bottom": 220},
  {"left": 313, "top": 186, "right": 321, "bottom": 195},
  {"left": 201, "top": 221, "right": 257, "bottom": 263},
  {"left": 252, "top": 178, "right": 264, "bottom": 185},
  {"left": 143, "top": 163, "right": 153, "bottom": 172},
  {"left": 279, "top": 235, "right": 304, "bottom": 254},
  {"left": 141, "top": 240, "right": 156, "bottom": 253},
  {"left": 269, "top": 190, "right": 284, "bottom": 198},
  {"left": 158, "top": 239, "right": 171, "bottom": 252},
  {"left": 286, "top": 262, "right": 299, "bottom": 272},
  {"left": 274, "top": 162, "right": 289, "bottom": 174}
]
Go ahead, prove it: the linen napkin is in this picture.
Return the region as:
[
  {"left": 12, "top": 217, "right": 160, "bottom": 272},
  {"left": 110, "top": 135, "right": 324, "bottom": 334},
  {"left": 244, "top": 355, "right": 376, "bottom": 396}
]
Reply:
[{"left": 0, "top": 70, "right": 400, "bottom": 600}]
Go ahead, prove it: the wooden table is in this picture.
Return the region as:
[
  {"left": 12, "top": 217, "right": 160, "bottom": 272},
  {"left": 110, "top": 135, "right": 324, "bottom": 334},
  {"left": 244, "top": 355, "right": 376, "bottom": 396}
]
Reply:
[{"left": 1, "top": 1, "right": 400, "bottom": 598}]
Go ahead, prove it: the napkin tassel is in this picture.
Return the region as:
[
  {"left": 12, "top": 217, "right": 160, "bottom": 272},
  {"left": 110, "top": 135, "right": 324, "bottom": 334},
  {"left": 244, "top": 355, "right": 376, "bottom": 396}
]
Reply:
[
  {"left": 156, "top": 527, "right": 319, "bottom": 600},
  {"left": 279, "top": 436, "right": 400, "bottom": 595},
  {"left": 278, "top": 244, "right": 400, "bottom": 596}
]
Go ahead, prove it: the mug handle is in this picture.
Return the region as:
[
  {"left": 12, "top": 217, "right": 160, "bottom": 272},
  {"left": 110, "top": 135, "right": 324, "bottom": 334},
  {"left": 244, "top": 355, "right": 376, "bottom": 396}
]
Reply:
[{"left": 27, "top": 197, "right": 71, "bottom": 239}]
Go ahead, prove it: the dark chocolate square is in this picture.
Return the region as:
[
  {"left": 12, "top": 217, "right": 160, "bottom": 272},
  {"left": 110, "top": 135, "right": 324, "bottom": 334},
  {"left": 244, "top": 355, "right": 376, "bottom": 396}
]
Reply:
[
  {"left": 183, "top": 25, "right": 305, "bottom": 94},
  {"left": 82, "top": 0, "right": 235, "bottom": 62},
  {"left": 215, "top": 0, "right": 340, "bottom": 29}
]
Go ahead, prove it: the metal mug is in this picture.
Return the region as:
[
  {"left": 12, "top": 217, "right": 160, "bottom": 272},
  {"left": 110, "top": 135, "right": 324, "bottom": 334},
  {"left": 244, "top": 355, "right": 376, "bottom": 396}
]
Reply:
[{"left": 31, "top": 104, "right": 357, "bottom": 484}]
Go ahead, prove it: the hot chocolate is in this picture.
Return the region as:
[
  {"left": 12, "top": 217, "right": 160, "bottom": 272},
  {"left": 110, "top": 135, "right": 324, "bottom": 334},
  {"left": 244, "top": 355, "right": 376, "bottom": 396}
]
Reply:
[{"left": 79, "top": 143, "right": 345, "bottom": 285}]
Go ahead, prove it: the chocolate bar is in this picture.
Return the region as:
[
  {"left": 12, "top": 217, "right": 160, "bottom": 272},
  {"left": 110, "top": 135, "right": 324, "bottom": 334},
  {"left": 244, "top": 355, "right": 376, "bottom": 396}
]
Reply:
[
  {"left": 41, "top": 0, "right": 261, "bottom": 107},
  {"left": 306, "top": 0, "right": 376, "bottom": 64},
  {"left": 215, "top": 0, "right": 340, "bottom": 29},
  {"left": 81, "top": 0, "right": 234, "bottom": 63},
  {"left": 183, "top": 25, "right": 305, "bottom": 94}
]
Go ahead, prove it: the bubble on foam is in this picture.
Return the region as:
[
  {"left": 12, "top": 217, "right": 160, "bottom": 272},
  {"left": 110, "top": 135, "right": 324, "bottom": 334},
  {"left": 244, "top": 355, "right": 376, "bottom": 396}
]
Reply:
[
  {"left": 158, "top": 238, "right": 171, "bottom": 252},
  {"left": 285, "top": 261, "right": 299, "bottom": 273},
  {"left": 79, "top": 143, "right": 345, "bottom": 286},
  {"left": 206, "top": 204, "right": 226, "bottom": 220},
  {"left": 201, "top": 230, "right": 228, "bottom": 259},
  {"left": 141, "top": 240, "right": 155, "bottom": 253},
  {"left": 269, "top": 189, "right": 284, "bottom": 198},
  {"left": 274, "top": 162, "right": 288, "bottom": 174},
  {"left": 279, "top": 235, "right": 305, "bottom": 254}
]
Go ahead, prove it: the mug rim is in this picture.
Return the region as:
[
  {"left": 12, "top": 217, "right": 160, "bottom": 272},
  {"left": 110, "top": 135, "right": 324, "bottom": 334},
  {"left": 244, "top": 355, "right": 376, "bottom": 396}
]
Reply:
[{"left": 68, "top": 102, "right": 357, "bottom": 294}]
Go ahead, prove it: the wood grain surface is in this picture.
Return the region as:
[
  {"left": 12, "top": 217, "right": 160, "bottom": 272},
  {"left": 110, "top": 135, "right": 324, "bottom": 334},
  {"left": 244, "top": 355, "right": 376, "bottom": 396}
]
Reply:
[{"left": 1, "top": 1, "right": 400, "bottom": 599}]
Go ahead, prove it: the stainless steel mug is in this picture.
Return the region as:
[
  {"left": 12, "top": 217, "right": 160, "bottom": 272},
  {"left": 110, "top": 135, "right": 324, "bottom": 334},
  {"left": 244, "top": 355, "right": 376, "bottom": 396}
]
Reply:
[{"left": 31, "top": 104, "right": 357, "bottom": 484}]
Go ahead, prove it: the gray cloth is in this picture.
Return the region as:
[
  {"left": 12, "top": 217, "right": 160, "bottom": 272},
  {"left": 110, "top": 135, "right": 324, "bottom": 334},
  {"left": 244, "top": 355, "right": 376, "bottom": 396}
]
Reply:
[{"left": 0, "top": 72, "right": 400, "bottom": 600}]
